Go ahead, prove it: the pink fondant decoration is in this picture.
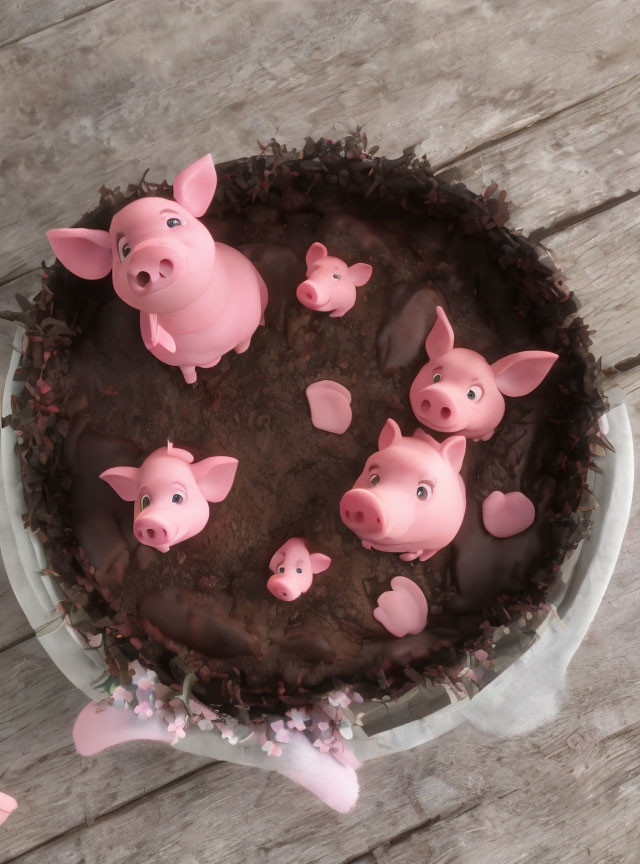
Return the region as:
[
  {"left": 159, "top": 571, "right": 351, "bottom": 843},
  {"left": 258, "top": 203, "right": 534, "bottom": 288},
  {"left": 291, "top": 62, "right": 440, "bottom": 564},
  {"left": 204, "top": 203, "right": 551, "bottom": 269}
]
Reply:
[
  {"left": 373, "top": 576, "right": 428, "bottom": 637},
  {"left": 47, "top": 154, "right": 268, "bottom": 384},
  {"left": 267, "top": 537, "right": 331, "bottom": 601},
  {"left": 482, "top": 490, "right": 536, "bottom": 538},
  {"left": 0, "top": 792, "right": 18, "bottom": 827},
  {"left": 410, "top": 306, "right": 558, "bottom": 440},
  {"left": 340, "top": 418, "right": 467, "bottom": 562},
  {"left": 73, "top": 703, "right": 358, "bottom": 812},
  {"left": 296, "top": 241, "right": 372, "bottom": 317},
  {"left": 73, "top": 702, "right": 174, "bottom": 756},
  {"left": 306, "top": 380, "right": 353, "bottom": 434},
  {"left": 100, "top": 442, "right": 238, "bottom": 553}
]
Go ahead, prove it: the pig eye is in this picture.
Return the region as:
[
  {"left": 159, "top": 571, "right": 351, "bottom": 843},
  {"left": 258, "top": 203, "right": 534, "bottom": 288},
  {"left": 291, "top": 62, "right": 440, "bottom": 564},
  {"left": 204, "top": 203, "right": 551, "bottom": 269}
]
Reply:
[
  {"left": 167, "top": 218, "right": 181, "bottom": 228},
  {"left": 466, "top": 385, "right": 483, "bottom": 401},
  {"left": 119, "top": 241, "right": 131, "bottom": 261},
  {"left": 140, "top": 494, "right": 151, "bottom": 510},
  {"left": 416, "top": 484, "right": 433, "bottom": 501},
  {"left": 369, "top": 473, "right": 380, "bottom": 486},
  {"left": 332, "top": 272, "right": 340, "bottom": 279},
  {"left": 296, "top": 567, "right": 302, "bottom": 573},
  {"left": 278, "top": 566, "right": 285, "bottom": 573},
  {"left": 171, "top": 492, "right": 184, "bottom": 504},
  {"left": 432, "top": 372, "right": 442, "bottom": 383}
]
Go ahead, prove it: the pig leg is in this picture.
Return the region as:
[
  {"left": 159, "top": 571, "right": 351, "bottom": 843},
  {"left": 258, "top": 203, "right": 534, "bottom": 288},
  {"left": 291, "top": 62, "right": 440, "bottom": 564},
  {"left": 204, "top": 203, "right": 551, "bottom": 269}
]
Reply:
[
  {"left": 234, "top": 338, "right": 251, "bottom": 354},
  {"left": 180, "top": 365, "right": 197, "bottom": 384}
]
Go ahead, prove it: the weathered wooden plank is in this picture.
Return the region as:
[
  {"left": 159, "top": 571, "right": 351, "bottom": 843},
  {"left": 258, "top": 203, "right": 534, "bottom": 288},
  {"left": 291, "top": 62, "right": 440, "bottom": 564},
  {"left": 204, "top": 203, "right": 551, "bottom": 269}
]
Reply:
[
  {"left": 438, "top": 74, "right": 640, "bottom": 237},
  {"left": 0, "top": 638, "right": 211, "bottom": 862},
  {"left": 2, "top": 0, "right": 640, "bottom": 281},
  {"left": 0, "top": 0, "right": 114, "bottom": 49},
  {"left": 0, "top": 562, "right": 31, "bottom": 651}
]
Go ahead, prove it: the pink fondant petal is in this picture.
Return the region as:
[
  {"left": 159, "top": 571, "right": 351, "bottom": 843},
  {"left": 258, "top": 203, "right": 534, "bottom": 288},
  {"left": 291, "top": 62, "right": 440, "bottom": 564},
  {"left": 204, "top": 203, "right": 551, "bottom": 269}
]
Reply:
[
  {"left": 482, "top": 491, "right": 535, "bottom": 538},
  {"left": 373, "top": 576, "right": 428, "bottom": 638},
  {"left": 0, "top": 792, "right": 17, "bottom": 825},
  {"left": 306, "top": 380, "right": 352, "bottom": 435}
]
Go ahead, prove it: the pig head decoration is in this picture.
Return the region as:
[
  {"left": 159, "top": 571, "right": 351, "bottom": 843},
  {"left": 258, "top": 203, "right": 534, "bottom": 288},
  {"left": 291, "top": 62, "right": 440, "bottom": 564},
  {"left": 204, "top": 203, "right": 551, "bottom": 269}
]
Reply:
[
  {"left": 100, "top": 442, "right": 238, "bottom": 553},
  {"left": 340, "top": 419, "right": 467, "bottom": 562},
  {"left": 267, "top": 537, "right": 332, "bottom": 601},
  {"left": 409, "top": 307, "right": 558, "bottom": 440},
  {"left": 47, "top": 154, "right": 268, "bottom": 384},
  {"left": 296, "top": 242, "right": 372, "bottom": 318}
]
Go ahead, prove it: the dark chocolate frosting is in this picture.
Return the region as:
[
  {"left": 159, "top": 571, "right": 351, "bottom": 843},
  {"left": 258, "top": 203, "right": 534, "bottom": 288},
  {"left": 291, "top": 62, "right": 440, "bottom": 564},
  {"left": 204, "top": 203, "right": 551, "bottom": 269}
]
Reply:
[{"left": 5, "top": 137, "right": 605, "bottom": 718}]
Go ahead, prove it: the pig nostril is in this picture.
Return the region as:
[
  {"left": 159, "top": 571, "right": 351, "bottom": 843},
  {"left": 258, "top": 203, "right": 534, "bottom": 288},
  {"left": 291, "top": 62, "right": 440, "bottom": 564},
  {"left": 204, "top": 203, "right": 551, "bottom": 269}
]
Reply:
[
  {"left": 354, "top": 511, "right": 364, "bottom": 524},
  {"left": 146, "top": 528, "right": 155, "bottom": 539},
  {"left": 421, "top": 399, "right": 431, "bottom": 413},
  {"left": 440, "top": 407, "right": 451, "bottom": 419},
  {"left": 159, "top": 259, "right": 173, "bottom": 277},
  {"left": 136, "top": 271, "right": 151, "bottom": 288}
]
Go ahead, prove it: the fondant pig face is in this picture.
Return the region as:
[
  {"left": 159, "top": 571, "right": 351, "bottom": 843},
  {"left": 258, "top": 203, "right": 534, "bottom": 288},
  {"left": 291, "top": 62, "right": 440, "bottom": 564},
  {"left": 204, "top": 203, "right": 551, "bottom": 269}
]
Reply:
[
  {"left": 267, "top": 537, "right": 332, "bottom": 601},
  {"left": 47, "top": 155, "right": 219, "bottom": 314},
  {"left": 100, "top": 442, "right": 238, "bottom": 553},
  {"left": 409, "top": 307, "right": 558, "bottom": 440},
  {"left": 296, "top": 242, "right": 372, "bottom": 318},
  {"left": 340, "top": 419, "right": 467, "bottom": 562}
]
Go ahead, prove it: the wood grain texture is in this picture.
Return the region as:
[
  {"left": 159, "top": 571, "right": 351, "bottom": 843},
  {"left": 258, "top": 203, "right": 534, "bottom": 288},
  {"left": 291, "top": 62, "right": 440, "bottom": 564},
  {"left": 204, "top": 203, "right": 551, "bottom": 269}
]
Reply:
[
  {"left": 2, "top": 0, "right": 640, "bottom": 282},
  {"left": 0, "top": 0, "right": 115, "bottom": 49},
  {"left": 438, "top": 74, "right": 640, "bottom": 237},
  {"left": 0, "top": 638, "right": 211, "bottom": 862}
]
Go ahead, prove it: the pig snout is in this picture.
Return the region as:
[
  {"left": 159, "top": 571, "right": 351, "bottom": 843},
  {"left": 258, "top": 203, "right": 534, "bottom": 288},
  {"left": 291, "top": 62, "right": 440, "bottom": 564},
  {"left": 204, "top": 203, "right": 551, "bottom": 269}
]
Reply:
[
  {"left": 296, "top": 280, "right": 329, "bottom": 309},
  {"left": 340, "top": 489, "right": 387, "bottom": 535},
  {"left": 134, "top": 512, "right": 173, "bottom": 547},
  {"left": 266, "top": 576, "right": 301, "bottom": 602},
  {"left": 415, "top": 384, "right": 463, "bottom": 428},
  {"left": 127, "top": 240, "right": 185, "bottom": 295}
]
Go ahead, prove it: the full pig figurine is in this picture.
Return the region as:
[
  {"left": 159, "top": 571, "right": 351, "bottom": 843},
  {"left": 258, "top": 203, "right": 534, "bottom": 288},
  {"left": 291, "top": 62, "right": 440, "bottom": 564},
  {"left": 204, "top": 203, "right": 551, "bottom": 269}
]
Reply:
[
  {"left": 47, "top": 154, "right": 268, "bottom": 384},
  {"left": 100, "top": 442, "right": 238, "bottom": 553},
  {"left": 340, "top": 419, "right": 467, "bottom": 562},
  {"left": 296, "top": 242, "right": 372, "bottom": 317},
  {"left": 410, "top": 307, "right": 558, "bottom": 441},
  {"left": 267, "top": 537, "right": 332, "bottom": 601}
]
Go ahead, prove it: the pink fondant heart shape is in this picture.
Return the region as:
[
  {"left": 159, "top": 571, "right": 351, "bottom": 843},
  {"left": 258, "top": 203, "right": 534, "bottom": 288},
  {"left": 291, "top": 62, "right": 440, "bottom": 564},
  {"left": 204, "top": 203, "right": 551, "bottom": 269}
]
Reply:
[
  {"left": 306, "top": 380, "right": 352, "bottom": 434},
  {"left": 373, "top": 576, "right": 428, "bottom": 638},
  {"left": 482, "top": 491, "right": 535, "bottom": 538}
]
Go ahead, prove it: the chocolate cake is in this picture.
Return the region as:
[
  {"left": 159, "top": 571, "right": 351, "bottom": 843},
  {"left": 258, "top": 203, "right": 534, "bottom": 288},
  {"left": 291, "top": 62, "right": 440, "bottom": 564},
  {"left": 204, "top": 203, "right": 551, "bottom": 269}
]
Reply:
[{"left": 5, "top": 135, "right": 605, "bottom": 722}]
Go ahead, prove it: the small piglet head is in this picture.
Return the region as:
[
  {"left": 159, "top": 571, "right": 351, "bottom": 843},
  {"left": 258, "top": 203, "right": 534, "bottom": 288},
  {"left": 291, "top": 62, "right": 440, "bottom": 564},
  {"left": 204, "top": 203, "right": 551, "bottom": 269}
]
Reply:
[
  {"left": 100, "top": 442, "right": 238, "bottom": 553},
  {"left": 409, "top": 307, "right": 558, "bottom": 440},
  {"left": 267, "top": 537, "right": 331, "bottom": 601},
  {"left": 47, "top": 155, "right": 219, "bottom": 314},
  {"left": 296, "top": 242, "right": 372, "bottom": 315}
]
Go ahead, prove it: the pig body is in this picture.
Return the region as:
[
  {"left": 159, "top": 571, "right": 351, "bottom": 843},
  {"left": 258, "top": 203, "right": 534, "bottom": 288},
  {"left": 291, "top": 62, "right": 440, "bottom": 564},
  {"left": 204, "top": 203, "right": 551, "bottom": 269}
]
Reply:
[
  {"left": 100, "top": 442, "right": 238, "bottom": 553},
  {"left": 410, "top": 307, "right": 558, "bottom": 441},
  {"left": 267, "top": 537, "right": 332, "bottom": 601},
  {"left": 340, "top": 419, "right": 467, "bottom": 562},
  {"left": 296, "top": 242, "right": 372, "bottom": 318},
  {"left": 47, "top": 155, "right": 268, "bottom": 384}
]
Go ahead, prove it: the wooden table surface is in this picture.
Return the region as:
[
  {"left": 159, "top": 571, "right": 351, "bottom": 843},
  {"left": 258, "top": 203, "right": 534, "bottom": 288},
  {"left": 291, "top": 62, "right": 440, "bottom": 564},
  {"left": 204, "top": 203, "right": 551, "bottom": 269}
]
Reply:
[{"left": 0, "top": 1, "right": 639, "bottom": 861}]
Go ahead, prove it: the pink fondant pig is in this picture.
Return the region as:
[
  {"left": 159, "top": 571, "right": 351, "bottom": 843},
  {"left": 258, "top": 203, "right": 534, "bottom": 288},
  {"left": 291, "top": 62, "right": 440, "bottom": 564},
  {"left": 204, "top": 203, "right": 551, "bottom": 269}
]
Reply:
[
  {"left": 267, "top": 537, "right": 332, "bottom": 601},
  {"left": 410, "top": 307, "right": 558, "bottom": 441},
  {"left": 340, "top": 419, "right": 466, "bottom": 562},
  {"left": 296, "top": 242, "right": 372, "bottom": 317},
  {"left": 100, "top": 442, "right": 238, "bottom": 553},
  {"left": 47, "top": 155, "right": 268, "bottom": 384}
]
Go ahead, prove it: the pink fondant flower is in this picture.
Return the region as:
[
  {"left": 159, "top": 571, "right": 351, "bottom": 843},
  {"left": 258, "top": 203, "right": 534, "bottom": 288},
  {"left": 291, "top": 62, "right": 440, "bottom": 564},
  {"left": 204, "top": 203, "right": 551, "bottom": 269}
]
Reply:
[
  {"left": 112, "top": 686, "right": 134, "bottom": 707},
  {"left": 286, "top": 707, "right": 310, "bottom": 731},
  {"left": 218, "top": 724, "right": 239, "bottom": 745},
  {"left": 262, "top": 740, "right": 282, "bottom": 758},
  {"left": 313, "top": 736, "right": 333, "bottom": 753},
  {"left": 317, "top": 721, "right": 330, "bottom": 732},
  {"left": 328, "top": 690, "right": 351, "bottom": 709},
  {"left": 167, "top": 716, "right": 187, "bottom": 739},
  {"left": 130, "top": 661, "right": 158, "bottom": 691},
  {"left": 270, "top": 720, "right": 291, "bottom": 744},
  {"left": 134, "top": 700, "right": 154, "bottom": 719}
]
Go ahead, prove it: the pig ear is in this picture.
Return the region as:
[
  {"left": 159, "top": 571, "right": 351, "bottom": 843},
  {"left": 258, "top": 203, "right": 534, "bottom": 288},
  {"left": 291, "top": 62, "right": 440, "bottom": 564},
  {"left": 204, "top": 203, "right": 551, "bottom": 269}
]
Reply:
[
  {"left": 47, "top": 228, "right": 112, "bottom": 280},
  {"left": 491, "top": 351, "right": 559, "bottom": 397},
  {"left": 192, "top": 456, "right": 238, "bottom": 502},
  {"left": 425, "top": 306, "right": 454, "bottom": 359},
  {"left": 347, "top": 262, "right": 373, "bottom": 287},
  {"left": 439, "top": 436, "right": 466, "bottom": 473},
  {"left": 99, "top": 466, "right": 139, "bottom": 501},
  {"left": 173, "top": 154, "right": 217, "bottom": 217},
  {"left": 309, "top": 553, "right": 332, "bottom": 574},
  {"left": 378, "top": 418, "right": 403, "bottom": 450},
  {"left": 305, "top": 242, "right": 328, "bottom": 269},
  {"left": 268, "top": 549, "right": 285, "bottom": 573}
]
